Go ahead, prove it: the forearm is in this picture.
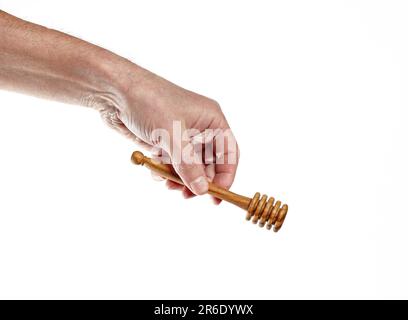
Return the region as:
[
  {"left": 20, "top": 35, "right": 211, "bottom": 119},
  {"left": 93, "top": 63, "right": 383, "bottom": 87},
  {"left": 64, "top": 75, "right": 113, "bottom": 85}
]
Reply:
[{"left": 0, "top": 10, "right": 140, "bottom": 110}]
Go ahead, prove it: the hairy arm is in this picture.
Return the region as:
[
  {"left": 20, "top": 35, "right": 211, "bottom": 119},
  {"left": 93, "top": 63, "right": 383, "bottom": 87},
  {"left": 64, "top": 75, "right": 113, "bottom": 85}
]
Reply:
[
  {"left": 0, "top": 10, "right": 135, "bottom": 108},
  {"left": 0, "top": 10, "right": 239, "bottom": 198}
]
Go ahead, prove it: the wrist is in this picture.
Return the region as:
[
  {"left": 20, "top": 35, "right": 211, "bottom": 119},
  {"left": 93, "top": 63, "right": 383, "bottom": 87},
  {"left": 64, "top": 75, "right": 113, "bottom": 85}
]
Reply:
[
  {"left": 78, "top": 50, "right": 126, "bottom": 110},
  {"left": 88, "top": 50, "right": 151, "bottom": 112}
]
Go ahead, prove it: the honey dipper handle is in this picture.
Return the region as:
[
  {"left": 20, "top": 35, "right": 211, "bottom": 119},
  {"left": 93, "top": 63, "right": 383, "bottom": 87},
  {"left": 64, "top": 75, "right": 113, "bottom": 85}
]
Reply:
[{"left": 131, "top": 151, "right": 250, "bottom": 210}]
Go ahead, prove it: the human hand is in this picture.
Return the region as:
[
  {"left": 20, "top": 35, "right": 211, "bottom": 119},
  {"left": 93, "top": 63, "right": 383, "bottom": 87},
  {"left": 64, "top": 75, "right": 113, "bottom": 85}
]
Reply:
[
  {"left": 96, "top": 65, "right": 239, "bottom": 201},
  {"left": 0, "top": 10, "right": 238, "bottom": 201}
]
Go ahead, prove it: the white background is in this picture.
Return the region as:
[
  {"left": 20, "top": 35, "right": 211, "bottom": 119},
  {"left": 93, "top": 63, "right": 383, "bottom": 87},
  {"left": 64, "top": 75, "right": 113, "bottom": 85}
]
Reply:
[{"left": 0, "top": 0, "right": 407, "bottom": 299}]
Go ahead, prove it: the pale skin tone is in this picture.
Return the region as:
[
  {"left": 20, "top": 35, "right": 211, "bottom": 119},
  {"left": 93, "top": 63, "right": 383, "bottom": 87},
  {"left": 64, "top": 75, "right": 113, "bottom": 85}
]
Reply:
[{"left": 0, "top": 11, "right": 239, "bottom": 201}]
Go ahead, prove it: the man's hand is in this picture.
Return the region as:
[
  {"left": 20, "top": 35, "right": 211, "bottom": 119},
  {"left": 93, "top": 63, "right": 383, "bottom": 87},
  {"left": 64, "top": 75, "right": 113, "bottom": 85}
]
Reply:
[
  {"left": 95, "top": 68, "right": 239, "bottom": 200},
  {"left": 0, "top": 10, "right": 239, "bottom": 200}
]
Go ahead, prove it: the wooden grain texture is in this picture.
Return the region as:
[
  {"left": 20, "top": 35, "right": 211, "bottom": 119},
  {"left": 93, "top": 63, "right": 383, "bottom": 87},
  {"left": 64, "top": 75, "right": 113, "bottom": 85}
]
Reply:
[{"left": 131, "top": 151, "right": 288, "bottom": 232}]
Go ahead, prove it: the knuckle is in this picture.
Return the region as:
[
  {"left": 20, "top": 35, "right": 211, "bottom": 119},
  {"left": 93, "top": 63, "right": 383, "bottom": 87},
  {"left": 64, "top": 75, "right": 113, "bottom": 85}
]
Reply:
[{"left": 208, "top": 99, "right": 221, "bottom": 112}]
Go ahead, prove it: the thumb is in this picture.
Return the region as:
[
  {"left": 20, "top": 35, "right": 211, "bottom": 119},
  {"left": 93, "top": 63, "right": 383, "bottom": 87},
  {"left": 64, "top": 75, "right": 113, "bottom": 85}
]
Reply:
[{"left": 171, "top": 142, "right": 208, "bottom": 196}]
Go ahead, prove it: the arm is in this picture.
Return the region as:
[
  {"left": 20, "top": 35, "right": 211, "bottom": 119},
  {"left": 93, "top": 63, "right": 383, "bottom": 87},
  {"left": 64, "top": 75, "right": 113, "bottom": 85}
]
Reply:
[
  {"left": 0, "top": 11, "right": 239, "bottom": 199},
  {"left": 0, "top": 11, "right": 128, "bottom": 107}
]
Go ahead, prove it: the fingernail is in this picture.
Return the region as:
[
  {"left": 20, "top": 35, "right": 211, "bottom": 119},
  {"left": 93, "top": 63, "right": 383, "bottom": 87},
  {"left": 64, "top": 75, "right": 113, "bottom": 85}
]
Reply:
[{"left": 190, "top": 176, "right": 208, "bottom": 195}]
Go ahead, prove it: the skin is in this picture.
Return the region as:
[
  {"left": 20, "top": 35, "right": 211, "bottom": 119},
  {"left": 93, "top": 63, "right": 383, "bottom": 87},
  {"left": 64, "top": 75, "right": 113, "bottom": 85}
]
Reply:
[{"left": 0, "top": 11, "right": 239, "bottom": 202}]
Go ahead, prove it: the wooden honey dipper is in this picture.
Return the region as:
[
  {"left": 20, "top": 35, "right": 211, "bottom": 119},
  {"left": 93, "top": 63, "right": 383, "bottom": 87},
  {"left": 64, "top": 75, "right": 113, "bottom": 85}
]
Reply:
[{"left": 131, "top": 151, "right": 288, "bottom": 232}]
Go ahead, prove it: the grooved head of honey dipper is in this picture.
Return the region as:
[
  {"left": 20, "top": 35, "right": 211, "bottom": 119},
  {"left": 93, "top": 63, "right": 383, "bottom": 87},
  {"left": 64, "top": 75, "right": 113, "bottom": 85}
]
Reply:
[
  {"left": 273, "top": 204, "right": 288, "bottom": 232},
  {"left": 131, "top": 151, "right": 145, "bottom": 165}
]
